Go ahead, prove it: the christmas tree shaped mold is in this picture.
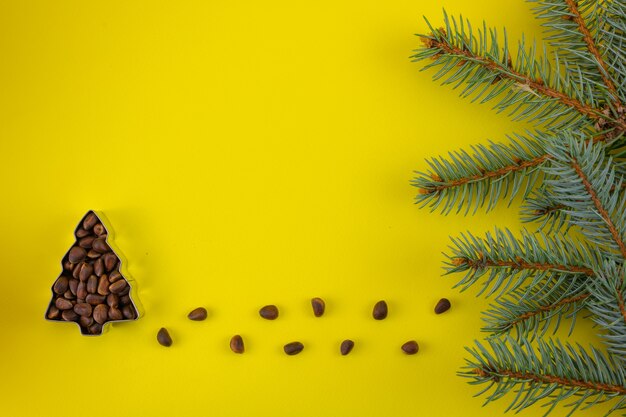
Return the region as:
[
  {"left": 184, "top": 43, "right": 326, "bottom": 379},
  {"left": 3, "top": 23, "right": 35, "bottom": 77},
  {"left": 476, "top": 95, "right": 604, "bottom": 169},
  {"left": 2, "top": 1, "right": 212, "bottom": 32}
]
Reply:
[{"left": 45, "top": 211, "right": 140, "bottom": 335}]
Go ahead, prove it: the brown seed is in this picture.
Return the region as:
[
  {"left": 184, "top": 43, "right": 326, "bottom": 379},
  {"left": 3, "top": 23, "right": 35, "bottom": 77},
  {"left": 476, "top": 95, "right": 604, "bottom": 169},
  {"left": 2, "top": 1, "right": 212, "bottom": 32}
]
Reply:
[
  {"left": 63, "top": 260, "right": 74, "bottom": 271},
  {"left": 62, "top": 309, "right": 79, "bottom": 321},
  {"left": 122, "top": 304, "right": 136, "bottom": 319},
  {"left": 87, "top": 275, "right": 98, "bottom": 294},
  {"left": 373, "top": 300, "right": 388, "bottom": 320},
  {"left": 108, "top": 270, "right": 122, "bottom": 283},
  {"left": 401, "top": 340, "right": 419, "bottom": 355},
  {"left": 79, "top": 263, "right": 93, "bottom": 281},
  {"left": 89, "top": 323, "right": 103, "bottom": 335},
  {"left": 230, "top": 335, "right": 245, "bottom": 353},
  {"left": 109, "top": 271, "right": 124, "bottom": 283},
  {"left": 311, "top": 297, "right": 325, "bottom": 317},
  {"left": 55, "top": 298, "right": 73, "bottom": 310},
  {"left": 64, "top": 290, "right": 75, "bottom": 300},
  {"left": 53, "top": 276, "right": 69, "bottom": 294},
  {"left": 86, "top": 294, "right": 106, "bottom": 305},
  {"left": 107, "top": 293, "right": 119, "bottom": 308},
  {"left": 79, "top": 315, "right": 94, "bottom": 328},
  {"left": 83, "top": 212, "right": 98, "bottom": 230},
  {"left": 78, "top": 236, "right": 95, "bottom": 249},
  {"left": 68, "top": 246, "right": 86, "bottom": 264},
  {"left": 87, "top": 249, "right": 101, "bottom": 259},
  {"left": 97, "top": 275, "right": 110, "bottom": 296},
  {"left": 434, "top": 298, "right": 451, "bottom": 314},
  {"left": 188, "top": 307, "right": 208, "bottom": 321},
  {"left": 283, "top": 341, "right": 304, "bottom": 355},
  {"left": 75, "top": 227, "right": 90, "bottom": 238},
  {"left": 73, "top": 302, "right": 92, "bottom": 317},
  {"left": 108, "top": 279, "right": 127, "bottom": 294},
  {"left": 93, "top": 304, "right": 109, "bottom": 324},
  {"left": 94, "top": 258, "right": 104, "bottom": 277},
  {"left": 69, "top": 279, "right": 79, "bottom": 295},
  {"left": 157, "top": 328, "right": 172, "bottom": 347},
  {"left": 259, "top": 305, "right": 279, "bottom": 320},
  {"left": 108, "top": 307, "right": 123, "bottom": 321},
  {"left": 340, "top": 339, "right": 354, "bottom": 355},
  {"left": 47, "top": 305, "right": 60, "bottom": 319},
  {"left": 72, "top": 262, "right": 83, "bottom": 279},
  {"left": 76, "top": 281, "right": 87, "bottom": 299},
  {"left": 92, "top": 238, "right": 110, "bottom": 253},
  {"left": 93, "top": 223, "right": 105, "bottom": 236},
  {"left": 76, "top": 262, "right": 88, "bottom": 281},
  {"left": 103, "top": 253, "right": 117, "bottom": 271}
]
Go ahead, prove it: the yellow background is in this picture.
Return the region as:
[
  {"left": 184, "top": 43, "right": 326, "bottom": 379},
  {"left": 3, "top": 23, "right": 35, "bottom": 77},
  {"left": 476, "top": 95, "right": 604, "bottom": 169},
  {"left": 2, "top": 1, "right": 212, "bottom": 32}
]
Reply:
[{"left": 0, "top": 1, "right": 611, "bottom": 416}]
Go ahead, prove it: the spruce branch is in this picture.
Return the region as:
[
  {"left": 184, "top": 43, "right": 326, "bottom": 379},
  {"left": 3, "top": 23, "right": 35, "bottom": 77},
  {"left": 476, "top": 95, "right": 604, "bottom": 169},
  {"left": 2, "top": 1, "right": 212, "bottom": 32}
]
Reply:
[
  {"left": 414, "top": 131, "right": 621, "bottom": 217},
  {"left": 520, "top": 186, "right": 570, "bottom": 232},
  {"left": 588, "top": 262, "right": 626, "bottom": 362},
  {"left": 528, "top": 0, "right": 621, "bottom": 106},
  {"left": 413, "top": 134, "right": 547, "bottom": 214},
  {"left": 445, "top": 228, "right": 598, "bottom": 297},
  {"left": 522, "top": 175, "right": 626, "bottom": 231},
  {"left": 543, "top": 134, "right": 626, "bottom": 260},
  {"left": 413, "top": 3, "right": 626, "bottom": 415},
  {"left": 462, "top": 337, "right": 626, "bottom": 416},
  {"left": 597, "top": 0, "right": 626, "bottom": 102},
  {"left": 412, "top": 12, "right": 625, "bottom": 130},
  {"left": 563, "top": 0, "right": 620, "bottom": 103},
  {"left": 482, "top": 277, "right": 589, "bottom": 339}
]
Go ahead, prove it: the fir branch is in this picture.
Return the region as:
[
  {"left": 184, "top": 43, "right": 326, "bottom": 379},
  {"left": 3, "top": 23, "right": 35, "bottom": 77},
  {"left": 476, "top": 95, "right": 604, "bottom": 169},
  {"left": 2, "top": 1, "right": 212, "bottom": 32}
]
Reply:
[
  {"left": 412, "top": 13, "right": 625, "bottom": 130},
  {"left": 544, "top": 134, "right": 626, "bottom": 260},
  {"left": 564, "top": 0, "right": 620, "bottom": 102},
  {"left": 588, "top": 262, "right": 626, "bottom": 362},
  {"left": 413, "top": 131, "right": 620, "bottom": 217},
  {"left": 482, "top": 276, "right": 589, "bottom": 339},
  {"left": 521, "top": 174, "right": 626, "bottom": 231},
  {"left": 597, "top": 0, "right": 626, "bottom": 102},
  {"left": 414, "top": 3, "right": 626, "bottom": 416},
  {"left": 520, "top": 186, "right": 570, "bottom": 232},
  {"left": 413, "top": 134, "right": 546, "bottom": 214},
  {"left": 462, "top": 337, "right": 626, "bottom": 415},
  {"left": 528, "top": 0, "right": 621, "bottom": 105},
  {"left": 445, "top": 228, "right": 598, "bottom": 297}
]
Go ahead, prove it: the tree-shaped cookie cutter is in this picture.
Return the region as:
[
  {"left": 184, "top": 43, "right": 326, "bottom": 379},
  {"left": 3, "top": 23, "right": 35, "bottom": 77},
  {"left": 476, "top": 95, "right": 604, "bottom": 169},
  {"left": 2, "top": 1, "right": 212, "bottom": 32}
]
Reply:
[{"left": 45, "top": 210, "right": 141, "bottom": 335}]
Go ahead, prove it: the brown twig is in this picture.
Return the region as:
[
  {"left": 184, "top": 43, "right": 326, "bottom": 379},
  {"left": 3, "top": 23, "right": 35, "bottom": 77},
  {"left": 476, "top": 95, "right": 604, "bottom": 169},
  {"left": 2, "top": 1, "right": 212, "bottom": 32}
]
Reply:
[
  {"left": 508, "top": 292, "right": 590, "bottom": 327},
  {"left": 565, "top": 0, "right": 621, "bottom": 105},
  {"left": 533, "top": 204, "right": 566, "bottom": 216},
  {"left": 473, "top": 368, "right": 626, "bottom": 395},
  {"left": 571, "top": 158, "right": 626, "bottom": 258},
  {"left": 454, "top": 256, "right": 593, "bottom": 329},
  {"left": 421, "top": 133, "right": 624, "bottom": 200},
  {"left": 453, "top": 256, "right": 594, "bottom": 275},
  {"left": 420, "top": 154, "right": 550, "bottom": 194},
  {"left": 421, "top": 36, "right": 626, "bottom": 130}
]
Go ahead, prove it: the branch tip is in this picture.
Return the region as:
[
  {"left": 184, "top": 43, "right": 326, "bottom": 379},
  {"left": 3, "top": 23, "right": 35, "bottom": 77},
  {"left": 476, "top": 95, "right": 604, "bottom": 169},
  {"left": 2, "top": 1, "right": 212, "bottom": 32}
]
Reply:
[
  {"left": 420, "top": 35, "right": 435, "bottom": 49},
  {"left": 451, "top": 257, "right": 468, "bottom": 266}
]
